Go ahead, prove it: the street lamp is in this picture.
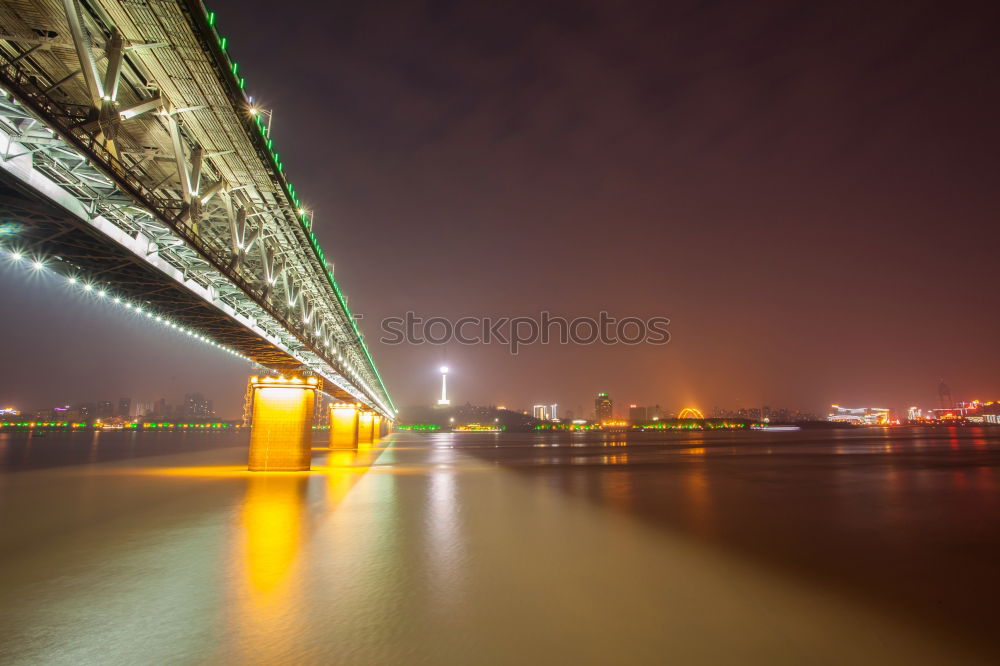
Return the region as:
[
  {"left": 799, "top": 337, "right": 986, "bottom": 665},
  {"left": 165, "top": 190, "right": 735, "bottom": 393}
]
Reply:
[{"left": 248, "top": 105, "right": 273, "bottom": 135}]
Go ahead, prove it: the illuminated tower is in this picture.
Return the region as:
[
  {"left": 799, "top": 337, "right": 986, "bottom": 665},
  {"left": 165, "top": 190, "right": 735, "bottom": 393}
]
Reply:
[{"left": 437, "top": 366, "right": 450, "bottom": 406}]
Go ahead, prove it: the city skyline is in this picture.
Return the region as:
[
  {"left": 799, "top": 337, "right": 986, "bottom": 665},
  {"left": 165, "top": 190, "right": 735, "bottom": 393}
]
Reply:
[{"left": 0, "top": 263, "right": 995, "bottom": 420}]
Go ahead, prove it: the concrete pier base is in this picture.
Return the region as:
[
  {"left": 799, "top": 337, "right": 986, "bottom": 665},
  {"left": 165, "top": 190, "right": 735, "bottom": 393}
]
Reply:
[
  {"left": 247, "top": 376, "right": 317, "bottom": 471},
  {"left": 329, "top": 403, "right": 359, "bottom": 449}
]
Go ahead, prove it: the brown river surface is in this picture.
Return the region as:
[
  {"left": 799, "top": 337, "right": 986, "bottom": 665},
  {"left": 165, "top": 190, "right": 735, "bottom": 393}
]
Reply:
[{"left": 0, "top": 426, "right": 998, "bottom": 664}]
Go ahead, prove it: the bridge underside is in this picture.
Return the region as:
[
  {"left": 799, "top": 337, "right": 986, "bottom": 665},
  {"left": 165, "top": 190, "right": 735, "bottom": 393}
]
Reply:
[
  {"left": 0, "top": 0, "right": 395, "bottom": 418},
  {"left": 0, "top": 173, "right": 359, "bottom": 403}
]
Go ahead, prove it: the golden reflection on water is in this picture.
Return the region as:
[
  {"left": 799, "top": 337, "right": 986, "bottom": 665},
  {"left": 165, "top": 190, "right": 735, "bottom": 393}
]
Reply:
[
  {"left": 228, "top": 473, "right": 309, "bottom": 663},
  {"left": 228, "top": 445, "right": 388, "bottom": 660},
  {"left": 88, "top": 430, "right": 100, "bottom": 463},
  {"left": 684, "top": 468, "right": 713, "bottom": 536},
  {"left": 240, "top": 474, "right": 309, "bottom": 595},
  {"left": 325, "top": 448, "right": 378, "bottom": 507}
]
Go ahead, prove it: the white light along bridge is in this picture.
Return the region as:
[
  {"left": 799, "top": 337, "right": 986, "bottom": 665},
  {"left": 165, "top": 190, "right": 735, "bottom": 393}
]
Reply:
[{"left": 0, "top": 0, "right": 396, "bottom": 435}]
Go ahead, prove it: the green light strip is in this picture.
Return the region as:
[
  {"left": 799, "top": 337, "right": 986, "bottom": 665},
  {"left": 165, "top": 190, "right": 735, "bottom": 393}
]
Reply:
[{"left": 202, "top": 5, "right": 394, "bottom": 413}]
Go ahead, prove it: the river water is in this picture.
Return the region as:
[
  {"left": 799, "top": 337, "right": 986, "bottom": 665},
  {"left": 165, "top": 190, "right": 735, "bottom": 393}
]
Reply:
[{"left": 0, "top": 427, "right": 997, "bottom": 664}]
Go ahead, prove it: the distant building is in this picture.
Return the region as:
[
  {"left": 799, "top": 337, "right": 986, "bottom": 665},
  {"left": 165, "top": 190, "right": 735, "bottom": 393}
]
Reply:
[
  {"left": 595, "top": 393, "right": 613, "bottom": 423},
  {"left": 118, "top": 398, "right": 131, "bottom": 418},
  {"left": 532, "top": 404, "right": 550, "bottom": 420},
  {"left": 549, "top": 403, "right": 558, "bottom": 421},
  {"left": 78, "top": 403, "right": 94, "bottom": 419},
  {"left": 928, "top": 401, "right": 983, "bottom": 422},
  {"left": 827, "top": 405, "right": 890, "bottom": 425},
  {"left": 133, "top": 401, "right": 153, "bottom": 419},
  {"left": 53, "top": 406, "right": 73, "bottom": 422},
  {"left": 97, "top": 400, "right": 114, "bottom": 419},
  {"left": 152, "top": 398, "right": 172, "bottom": 419},
  {"left": 183, "top": 393, "right": 213, "bottom": 419},
  {"left": 628, "top": 404, "right": 647, "bottom": 423}
]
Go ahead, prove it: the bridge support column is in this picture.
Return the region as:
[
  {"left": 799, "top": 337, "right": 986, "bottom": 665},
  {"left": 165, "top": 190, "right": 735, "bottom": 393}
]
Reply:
[
  {"left": 358, "top": 410, "right": 375, "bottom": 445},
  {"left": 329, "top": 403, "right": 359, "bottom": 449},
  {"left": 247, "top": 376, "right": 317, "bottom": 471},
  {"left": 372, "top": 414, "right": 382, "bottom": 442}
]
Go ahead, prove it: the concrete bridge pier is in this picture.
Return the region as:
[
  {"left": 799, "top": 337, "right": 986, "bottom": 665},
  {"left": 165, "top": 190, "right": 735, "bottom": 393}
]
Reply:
[
  {"left": 247, "top": 376, "right": 318, "bottom": 471},
  {"left": 329, "top": 403, "right": 359, "bottom": 449},
  {"left": 358, "top": 410, "right": 375, "bottom": 445}
]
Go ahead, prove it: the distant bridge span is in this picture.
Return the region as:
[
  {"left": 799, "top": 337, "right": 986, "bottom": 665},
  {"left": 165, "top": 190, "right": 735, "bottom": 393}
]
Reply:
[{"left": 0, "top": 0, "right": 394, "bottom": 418}]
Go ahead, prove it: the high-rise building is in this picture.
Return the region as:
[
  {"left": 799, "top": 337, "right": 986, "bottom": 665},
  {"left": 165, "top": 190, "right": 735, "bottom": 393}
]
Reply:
[
  {"left": 183, "top": 393, "right": 213, "bottom": 419},
  {"left": 118, "top": 398, "right": 131, "bottom": 418},
  {"left": 533, "top": 404, "right": 549, "bottom": 420},
  {"left": 549, "top": 403, "right": 558, "bottom": 420},
  {"left": 133, "top": 401, "right": 153, "bottom": 419},
  {"left": 595, "top": 393, "right": 613, "bottom": 423},
  {"left": 628, "top": 404, "right": 647, "bottom": 423},
  {"left": 153, "top": 398, "right": 172, "bottom": 419},
  {"left": 97, "top": 400, "right": 114, "bottom": 419}
]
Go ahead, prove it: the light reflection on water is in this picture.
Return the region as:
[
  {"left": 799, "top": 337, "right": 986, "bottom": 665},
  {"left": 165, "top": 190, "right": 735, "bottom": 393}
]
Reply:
[
  {"left": 0, "top": 428, "right": 999, "bottom": 664},
  {"left": 240, "top": 475, "right": 308, "bottom": 595},
  {"left": 230, "top": 475, "right": 309, "bottom": 663},
  {"left": 224, "top": 443, "right": 394, "bottom": 663}
]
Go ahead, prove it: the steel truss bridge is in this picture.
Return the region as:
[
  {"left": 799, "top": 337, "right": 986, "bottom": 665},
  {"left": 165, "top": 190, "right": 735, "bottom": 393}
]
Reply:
[{"left": 0, "top": 0, "right": 394, "bottom": 417}]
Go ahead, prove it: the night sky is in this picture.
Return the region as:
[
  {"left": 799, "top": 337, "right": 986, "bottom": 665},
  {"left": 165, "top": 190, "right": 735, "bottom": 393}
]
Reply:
[{"left": 2, "top": 0, "right": 999, "bottom": 418}]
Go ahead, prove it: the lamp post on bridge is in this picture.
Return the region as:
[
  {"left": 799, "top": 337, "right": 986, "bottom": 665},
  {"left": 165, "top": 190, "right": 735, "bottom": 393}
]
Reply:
[{"left": 248, "top": 104, "right": 273, "bottom": 136}]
